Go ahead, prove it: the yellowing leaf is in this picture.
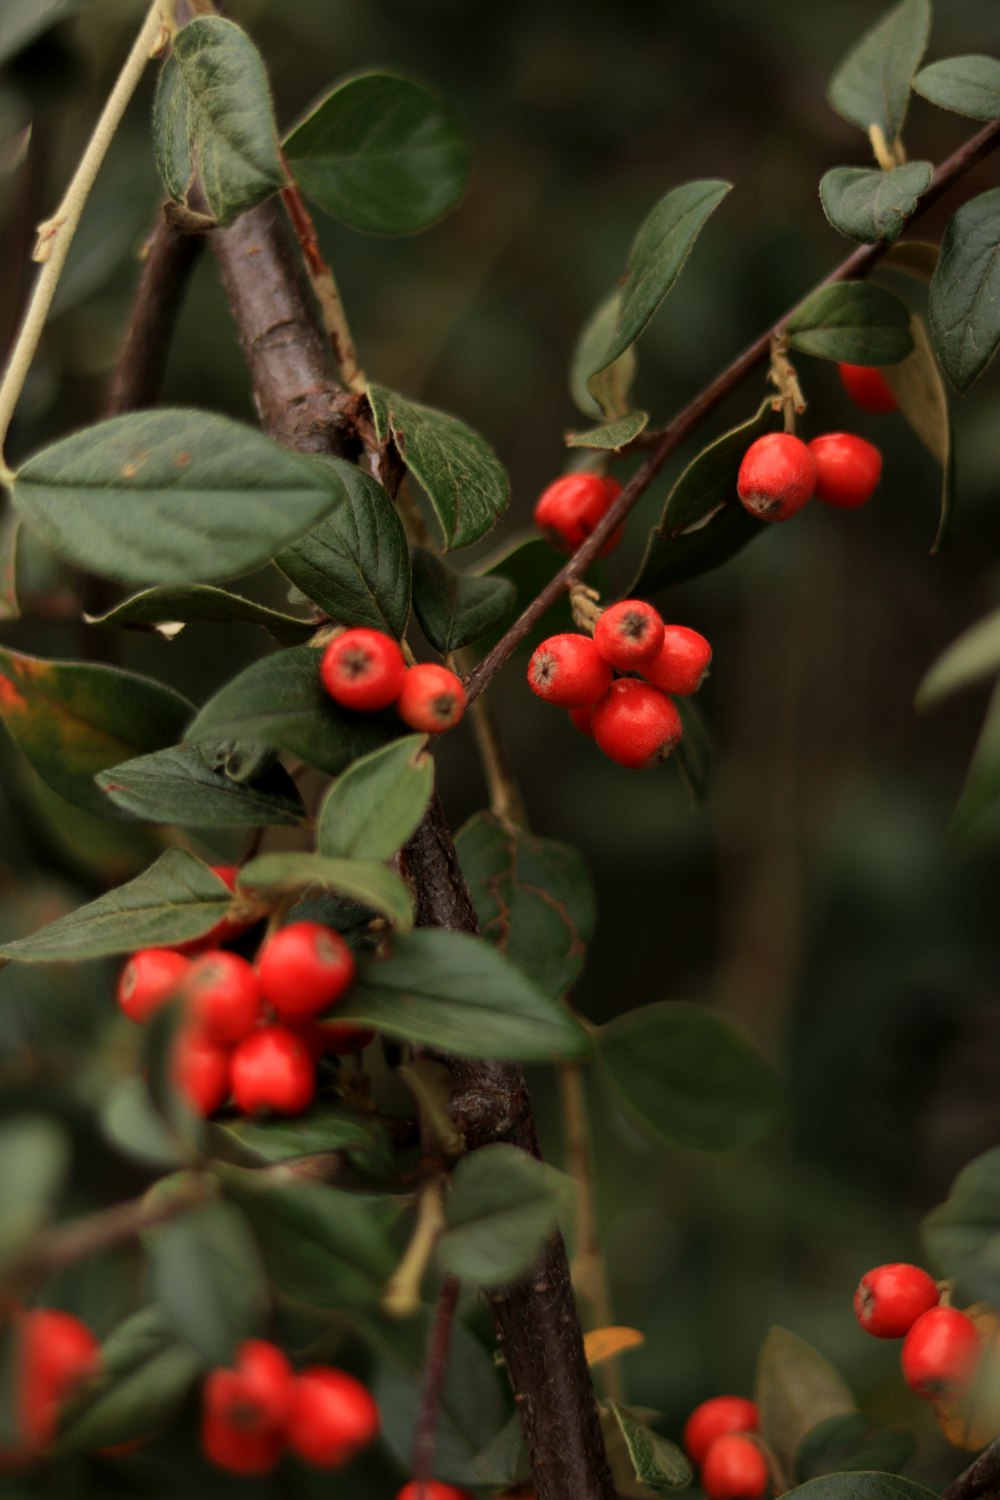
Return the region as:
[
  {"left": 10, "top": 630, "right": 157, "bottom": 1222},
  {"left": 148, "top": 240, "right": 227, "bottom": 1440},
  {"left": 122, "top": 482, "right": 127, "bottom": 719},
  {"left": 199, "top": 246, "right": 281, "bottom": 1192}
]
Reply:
[{"left": 584, "top": 1326, "right": 645, "bottom": 1368}]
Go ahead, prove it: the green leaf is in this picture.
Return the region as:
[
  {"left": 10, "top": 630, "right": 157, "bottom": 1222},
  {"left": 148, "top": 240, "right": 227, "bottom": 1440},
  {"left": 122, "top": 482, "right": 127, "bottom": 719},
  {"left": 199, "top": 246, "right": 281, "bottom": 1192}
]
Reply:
[
  {"left": 786, "top": 282, "right": 913, "bottom": 365},
  {"left": 566, "top": 411, "right": 650, "bottom": 450},
  {"left": 186, "top": 644, "right": 392, "bottom": 776},
  {"left": 828, "top": 0, "right": 931, "bottom": 143},
  {"left": 455, "top": 810, "right": 595, "bottom": 998},
  {"left": 570, "top": 290, "right": 637, "bottom": 421},
  {"left": 923, "top": 1146, "right": 1000, "bottom": 1301},
  {"left": 949, "top": 677, "right": 1000, "bottom": 848},
  {"left": 368, "top": 384, "right": 510, "bottom": 550},
  {"left": 882, "top": 315, "right": 955, "bottom": 551},
  {"left": 149, "top": 1200, "right": 266, "bottom": 1366},
  {"left": 438, "top": 1144, "right": 571, "bottom": 1285},
  {"left": 317, "top": 735, "right": 434, "bottom": 861},
  {"left": 101, "top": 1079, "right": 184, "bottom": 1170},
  {"left": 0, "top": 849, "right": 241, "bottom": 965},
  {"left": 589, "top": 181, "right": 731, "bottom": 382},
  {"left": 283, "top": 72, "right": 471, "bottom": 236},
  {"left": 929, "top": 188, "right": 1000, "bottom": 395},
  {"left": 471, "top": 1411, "right": 530, "bottom": 1486},
  {"left": 95, "top": 743, "right": 306, "bottom": 828},
  {"left": 275, "top": 458, "right": 411, "bottom": 636},
  {"left": 87, "top": 584, "right": 313, "bottom": 645},
  {"left": 411, "top": 548, "right": 516, "bottom": 653},
  {"left": 796, "top": 1414, "right": 916, "bottom": 1483},
  {"left": 12, "top": 409, "right": 343, "bottom": 587},
  {"left": 674, "top": 696, "right": 713, "bottom": 807},
  {"left": 237, "top": 852, "right": 414, "bottom": 931},
  {"left": 783, "top": 1476, "right": 938, "bottom": 1500},
  {"left": 338, "top": 928, "right": 590, "bottom": 1060},
  {"left": 0, "top": 0, "right": 82, "bottom": 67},
  {"left": 820, "top": 163, "right": 932, "bottom": 245},
  {"left": 474, "top": 532, "right": 576, "bottom": 657},
  {"left": 917, "top": 606, "right": 1000, "bottom": 709},
  {"left": 0, "top": 646, "right": 191, "bottom": 818},
  {"left": 915, "top": 56, "right": 1000, "bottom": 121},
  {"left": 756, "top": 1328, "right": 855, "bottom": 1484},
  {"left": 608, "top": 1403, "right": 693, "bottom": 1491},
  {"left": 153, "top": 16, "right": 284, "bottom": 225},
  {"left": 0, "top": 1117, "right": 69, "bottom": 1267},
  {"left": 0, "top": 509, "right": 20, "bottom": 622},
  {"left": 215, "top": 1105, "right": 392, "bottom": 1177},
  {"left": 597, "top": 1002, "right": 786, "bottom": 1150}
]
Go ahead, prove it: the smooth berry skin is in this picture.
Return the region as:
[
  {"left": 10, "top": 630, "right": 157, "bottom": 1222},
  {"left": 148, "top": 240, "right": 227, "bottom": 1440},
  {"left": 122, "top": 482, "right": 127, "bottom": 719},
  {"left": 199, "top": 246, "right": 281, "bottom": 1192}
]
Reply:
[
  {"left": 183, "top": 951, "right": 264, "bottom": 1045},
  {"left": 808, "top": 433, "right": 882, "bottom": 510},
  {"left": 594, "top": 600, "right": 665, "bottom": 670},
  {"left": 683, "top": 1396, "right": 759, "bottom": 1465},
  {"left": 901, "top": 1306, "right": 981, "bottom": 1400},
  {"left": 286, "top": 1368, "right": 380, "bottom": 1468},
  {"left": 838, "top": 362, "right": 897, "bottom": 414},
  {"left": 568, "top": 704, "right": 595, "bottom": 737},
  {"left": 257, "top": 922, "right": 356, "bottom": 1020},
  {"left": 591, "top": 680, "right": 683, "bottom": 770},
  {"left": 528, "top": 634, "right": 613, "bottom": 709},
  {"left": 320, "top": 629, "right": 406, "bottom": 712},
  {"left": 737, "top": 433, "right": 815, "bottom": 522},
  {"left": 397, "top": 1484, "right": 474, "bottom": 1500},
  {"left": 201, "top": 1344, "right": 294, "bottom": 1477},
  {"left": 18, "top": 1310, "right": 100, "bottom": 1449},
  {"left": 854, "top": 1263, "right": 939, "bottom": 1338},
  {"left": 231, "top": 1025, "right": 316, "bottom": 1116},
  {"left": 172, "top": 1029, "right": 232, "bottom": 1116},
  {"left": 117, "top": 949, "right": 190, "bottom": 1025},
  {"left": 397, "top": 664, "right": 467, "bottom": 733},
  {"left": 643, "top": 625, "right": 712, "bottom": 697},
  {"left": 534, "top": 473, "right": 624, "bottom": 554},
  {"left": 701, "top": 1435, "right": 769, "bottom": 1500}
]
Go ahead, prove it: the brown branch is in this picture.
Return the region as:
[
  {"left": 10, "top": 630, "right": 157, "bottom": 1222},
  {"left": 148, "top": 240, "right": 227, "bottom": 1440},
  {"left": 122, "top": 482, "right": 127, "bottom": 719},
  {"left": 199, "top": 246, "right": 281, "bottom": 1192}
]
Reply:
[
  {"left": 412, "top": 1274, "right": 461, "bottom": 1486},
  {"left": 104, "top": 217, "right": 202, "bottom": 418},
  {"left": 944, "top": 1438, "right": 1000, "bottom": 1500}
]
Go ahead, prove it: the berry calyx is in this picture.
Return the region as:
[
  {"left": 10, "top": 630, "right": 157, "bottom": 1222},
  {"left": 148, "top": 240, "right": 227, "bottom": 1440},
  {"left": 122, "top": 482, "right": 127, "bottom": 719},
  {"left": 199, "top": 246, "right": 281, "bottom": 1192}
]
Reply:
[
  {"left": 594, "top": 599, "right": 665, "bottom": 670},
  {"left": 701, "top": 1434, "right": 769, "bottom": 1500},
  {"left": 172, "top": 1029, "right": 232, "bottom": 1116},
  {"left": 642, "top": 625, "right": 712, "bottom": 697},
  {"left": 854, "top": 1263, "right": 940, "bottom": 1339},
  {"left": 901, "top": 1306, "right": 981, "bottom": 1400},
  {"left": 838, "top": 362, "right": 897, "bottom": 414},
  {"left": 528, "top": 634, "right": 613, "bottom": 709},
  {"left": 320, "top": 628, "right": 407, "bottom": 713},
  {"left": 534, "top": 472, "right": 624, "bottom": 554},
  {"left": 397, "top": 663, "right": 467, "bottom": 733},
  {"left": 286, "top": 1367, "right": 380, "bottom": 1468},
  {"left": 201, "top": 1341, "right": 294, "bottom": 1476},
  {"left": 736, "top": 433, "right": 815, "bottom": 522},
  {"left": 396, "top": 1484, "right": 474, "bottom": 1500},
  {"left": 17, "top": 1309, "right": 100, "bottom": 1450},
  {"left": 683, "top": 1396, "right": 760, "bottom": 1465},
  {"left": 231, "top": 1025, "right": 316, "bottom": 1115},
  {"left": 256, "top": 922, "right": 356, "bottom": 1020},
  {"left": 808, "top": 433, "right": 882, "bottom": 510},
  {"left": 183, "top": 951, "right": 264, "bottom": 1045},
  {"left": 117, "top": 949, "right": 190, "bottom": 1025},
  {"left": 591, "top": 679, "right": 683, "bottom": 769}
]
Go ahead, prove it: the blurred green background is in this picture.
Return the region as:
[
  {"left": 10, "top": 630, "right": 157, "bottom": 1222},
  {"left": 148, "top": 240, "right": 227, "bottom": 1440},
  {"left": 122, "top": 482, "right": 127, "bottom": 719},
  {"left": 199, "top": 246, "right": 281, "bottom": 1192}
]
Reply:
[{"left": 2, "top": 0, "right": 1000, "bottom": 1493}]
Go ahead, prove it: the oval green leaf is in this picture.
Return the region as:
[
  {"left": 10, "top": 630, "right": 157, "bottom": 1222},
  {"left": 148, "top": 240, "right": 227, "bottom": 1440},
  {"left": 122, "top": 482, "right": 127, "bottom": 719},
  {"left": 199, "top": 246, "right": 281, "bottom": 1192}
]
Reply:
[
  {"left": 438, "top": 1144, "right": 572, "bottom": 1286},
  {"left": 608, "top": 1403, "right": 693, "bottom": 1491},
  {"left": 237, "top": 852, "right": 414, "bottom": 932},
  {"left": 149, "top": 1200, "right": 266, "bottom": 1366},
  {"left": 882, "top": 314, "right": 954, "bottom": 551},
  {"left": 87, "top": 583, "right": 313, "bottom": 645},
  {"left": 0, "top": 1116, "right": 69, "bottom": 1267},
  {"left": 565, "top": 411, "right": 649, "bottom": 450},
  {"left": 570, "top": 290, "right": 637, "bottom": 421},
  {"left": 786, "top": 282, "right": 913, "bottom": 364},
  {"left": 923, "top": 1145, "right": 1000, "bottom": 1300},
  {"left": 756, "top": 1327, "right": 856, "bottom": 1486},
  {"left": 949, "top": 681, "right": 1000, "bottom": 848},
  {"left": 216, "top": 1105, "right": 392, "bottom": 1177},
  {"left": 317, "top": 735, "right": 434, "bottom": 862},
  {"left": 796, "top": 1414, "right": 916, "bottom": 1483},
  {"left": 784, "top": 1475, "right": 939, "bottom": 1500},
  {"left": 929, "top": 188, "right": 1000, "bottom": 395},
  {"left": 411, "top": 548, "right": 516, "bottom": 653},
  {"left": 917, "top": 606, "right": 1000, "bottom": 710},
  {"left": 914, "top": 56, "right": 1000, "bottom": 121},
  {"left": 96, "top": 744, "right": 306, "bottom": 828},
  {"left": 828, "top": 0, "right": 931, "bottom": 143},
  {"left": 820, "top": 163, "right": 932, "bottom": 245}
]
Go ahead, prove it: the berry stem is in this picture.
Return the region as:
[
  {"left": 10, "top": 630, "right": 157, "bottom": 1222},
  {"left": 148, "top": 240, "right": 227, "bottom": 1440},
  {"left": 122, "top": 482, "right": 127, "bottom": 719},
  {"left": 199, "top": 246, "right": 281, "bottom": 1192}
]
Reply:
[
  {"left": 381, "top": 1178, "right": 447, "bottom": 1319},
  {"left": 412, "top": 1275, "right": 461, "bottom": 1487}
]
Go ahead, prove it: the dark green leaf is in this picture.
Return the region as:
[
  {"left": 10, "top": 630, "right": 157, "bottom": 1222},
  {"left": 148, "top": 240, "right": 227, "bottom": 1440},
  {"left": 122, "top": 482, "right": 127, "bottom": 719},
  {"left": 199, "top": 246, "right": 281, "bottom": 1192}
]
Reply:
[
  {"left": 12, "top": 409, "right": 343, "bottom": 587},
  {"left": 339, "top": 928, "right": 590, "bottom": 1060},
  {"left": 87, "top": 584, "right": 313, "bottom": 645},
  {"left": 608, "top": 1403, "right": 693, "bottom": 1491},
  {"left": 929, "top": 188, "right": 1000, "bottom": 395},
  {"left": 674, "top": 696, "right": 712, "bottom": 806},
  {"left": 101, "top": 1079, "right": 184, "bottom": 1170},
  {"left": 597, "top": 1002, "right": 786, "bottom": 1150},
  {"left": 882, "top": 315, "right": 954, "bottom": 551},
  {"left": 368, "top": 384, "right": 510, "bottom": 550},
  {"left": 237, "top": 851, "right": 413, "bottom": 931},
  {"left": 570, "top": 290, "right": 637, "bottom": 421},
  {"left": 283, "top": 72, "right": 471, "bottom": 236},
  {"left": 0, "top": 646, "right": 191, "bottom": 818},
  {"left": 455, "top": 811, "right": 595, "bottom": 998},
  {"left": 923, "top": 1146, "right": 1000, "bottom": 1300},
  {"left": 317, "top": 735, "right": 434, "bottom": 861},
  {"left": 949, "top": 679, "right": 1000, "bottom": 848},
  {"left": 796, "top": 1413, "right": 916, "bottom": 1482},
  {"left": 820, "top": 163, "right": 932, "bottom": 244},
  {"left": 149, "top": 1200, "right": 265, "bottom": 1366},
  {"left": 471, "top": 1411, "right": 530, "bottom": 1485},
  {"left": 0, "top": 1116, "right": 69, "bottom": 1266},
  {"left": 783, "top": 1475, "right": 938, "bottom": 1500},
  {"left": 411, "top": 548, "right": 516, "bottom": 652},
  {"left": 828, "top": 0, "right": 931, "bottom": 143},
  {"left": 438, "top": 1144, "right": 572, "bottom": 1285},
  {"left": 153, "top": 16, "right": 284, "bottom": 224},
  {"left": 915, "top": 56, "right": 1000, "bottom": 121},
  {"left": 786, "top": 282, "right": 913, "bottom": 364},
  {"left": 917, "top": 607, "right": 1000, "bottom": 709},
  {"left": 0, "top": 509, "right": 20, "bottom": 622},
  {"left": 275, "top": 458, "right": 411, "bottom": 636},
  {"left": 215, "top": 1106, "right": 393, "bottom": 1177},
  {"left": 566, "top": 411, "right": 650, "bottom": 450},
  {"left": 756, "top": 1327, "right": 855, "bottom": 1484},
  {"left": 96, "top": 743, "right": 306, "bottom": 828},
  {"left": 475, "top": 532, "right": 575, "bottom": 656}
]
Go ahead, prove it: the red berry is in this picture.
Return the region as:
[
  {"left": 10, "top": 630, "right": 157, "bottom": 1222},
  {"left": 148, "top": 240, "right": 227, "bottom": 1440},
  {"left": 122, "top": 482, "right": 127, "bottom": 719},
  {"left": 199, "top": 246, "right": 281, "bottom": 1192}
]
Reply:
[
  {"left": 231, "top": 1025, "right": 315, "bottom": 1115},
  {"left": 175, "top": 866, "right": 257, "bottom": 955},
  {"left": 117, "top": 949, "right": 190, "bottom": 1025},
  {"left": 853, "top": 1263, "right": 940, "bottom": 1339},
  {"left": 317, "top": 1021, "right": 376, "bottom": 1055},
  {"left": 736, "top": 433, "right": 815, "bottom": 522},
  {"left": 172, "top": 1029, "right": 232, "bottom": 1116},
  {"left": 838, "top": 362, "right": 897, "bottom": 414},
  {"left": 257, "top": 922, "right": 356, "bottom": 1020},
  {"left": 320, "top": 629, "right": 406, "bottom": 712},
  {"left": 901, "top": 1306, "right": 981, "bottom": 1400},
  {"left": 683, "top": 1396, "right": 759, "bottom": 1465},
  {"left": 591, "top": 680, "right": 682, "bottom": 770},
  {"left": 397, "top": 663, "right": 467, "bottom": 733},
  {"left": 534, "top": 472, "right": 624, "bottom": 554},
  {"left": 642, "top": 625, "right": 712, "bottom": 697},
  {"left": 808, "top": 433, "right": 882, "bottom": 510},
  {"left": 528, "top": 634, "right": 613, "bottom": 709},
  {"left": 701, "top": 1434, "right": 769, "bottom": 1500},
  {"left": 568, "top": 704, "right": 595, "bottom": 737},
  {"left": 17, "top": 1310, "right": 100, "bottom": 1449},
  {"left": 286, "top": 1368, "right": 380, "bottom": 1468},
  {"left": 594, "top": 600, "right": 665, "bottom": 670},
  {"left": 397, "top": 1484, "right": 474, "bottom": 1500},
  {"left": 183, "top": 951, "right": 264, "bottom": 1045},
  {"left": 201, "top": 1341, "right": 293, "bottom": 1476}
]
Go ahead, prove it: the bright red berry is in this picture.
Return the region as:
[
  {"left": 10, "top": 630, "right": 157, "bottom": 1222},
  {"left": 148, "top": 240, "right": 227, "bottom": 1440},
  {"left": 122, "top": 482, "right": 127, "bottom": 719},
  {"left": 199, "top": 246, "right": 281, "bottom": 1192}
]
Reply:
[
  {"left": 397, "top": 663, "right": 467, "bottom": 733},
  {"left": 736, "top": 433, "right": 815, "bottom": 522},
  {"left": 320, "top": 629, "right": 407, "bottom": 713},
  {"left": 853, "top": 1263, "right": 940, "bottom": 1339},
  {"left": 117, "top": 948, "right": 190, "bottom": 1025},
  {"left": 534, "top": 472, "right": 624, "bottom": 554},
  {"left": 286, "top": 1368, "right": 380, "bottom": 1468},
  {"left": 257, "top": 922, "right": 356, "bottom": 1021},
  {"left": 594, "top": 600, "right": 665, "bottom": 670},
  {"left": 642, "top": 625, "right": 712, "bottom": 697},
  {"left": 397, "top": 1484, "right": 474, "bottom": 1500},
  {"left": 808, "top": 433, "right": 882, "bottom": 510},
  {"left": 683, "top": 1396, "right": 759, "bottom": 1465},
  {"left": 17, "top": 1310, "right": 100, "bottom": 1449},
  {"left": 528, "top": 634, "right": 613, "bottom": 709},
  {"left": 201, "top": 1341, "right": 294, "bottom": 1476},
  {"left": 231, "top": 1025, "right": 316, "bottom": 1115},
  {"left": 171, "top": 1029, "right": 232, "bottom": 1116},
  {"left": 183, "top": 951, "right": 264, "bottom": 1045},
  {"left": 701, "top": 1434, "right": 769, "bottom": 1500},
  {"left": 568, "top": 704, "right": 595, "bottom": 737},
  {"left": 838, "top": 362, "right": 897, "bottom": 414},
  {"left": 901, "top": 1306, "right": 981, "bottom": 1400},
  {"left": 175, "top": 865, "right": 258, "bottom": 955},
  {"left": 591, "top": 680, "right": 682, "bottom": 770}
]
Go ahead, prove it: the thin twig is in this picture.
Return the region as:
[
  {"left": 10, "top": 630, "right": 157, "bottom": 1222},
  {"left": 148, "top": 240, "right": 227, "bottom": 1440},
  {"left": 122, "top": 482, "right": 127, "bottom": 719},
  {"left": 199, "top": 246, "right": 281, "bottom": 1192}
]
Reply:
[
  {"left": 412, "top": 1275, "right": 461, "bottom": 1486},
  {"left": 104, "top": 217, "right": 203, "bottom": 418},
  {"left": 279, "top": 163, "right": 366, "bottom": 394}
]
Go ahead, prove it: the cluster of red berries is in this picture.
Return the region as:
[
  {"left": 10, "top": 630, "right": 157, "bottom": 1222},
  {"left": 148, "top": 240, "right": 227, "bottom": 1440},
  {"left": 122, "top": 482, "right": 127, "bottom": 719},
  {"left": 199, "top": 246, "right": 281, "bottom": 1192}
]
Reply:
[
  {"left": 534, "top": 472, "right": 624, "bottom": 555},
  {"left": 682, "top": 1394, "right": 766, "bottom": 1500},
  {"left": 0, "top": 1308, "right": 100, "bottom": 1468},
  {"left": 527, "top": 599, "right": 710, "bottom": 770},
  {"left": 854, "top": 1262, "right": 981, "bottom": 1400},
  {"left": 319, "top": 627, "right": 466, "bottom": 734},
  {"left": 395, "top": 1483, "right": 471, "bottom": 1500}
]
